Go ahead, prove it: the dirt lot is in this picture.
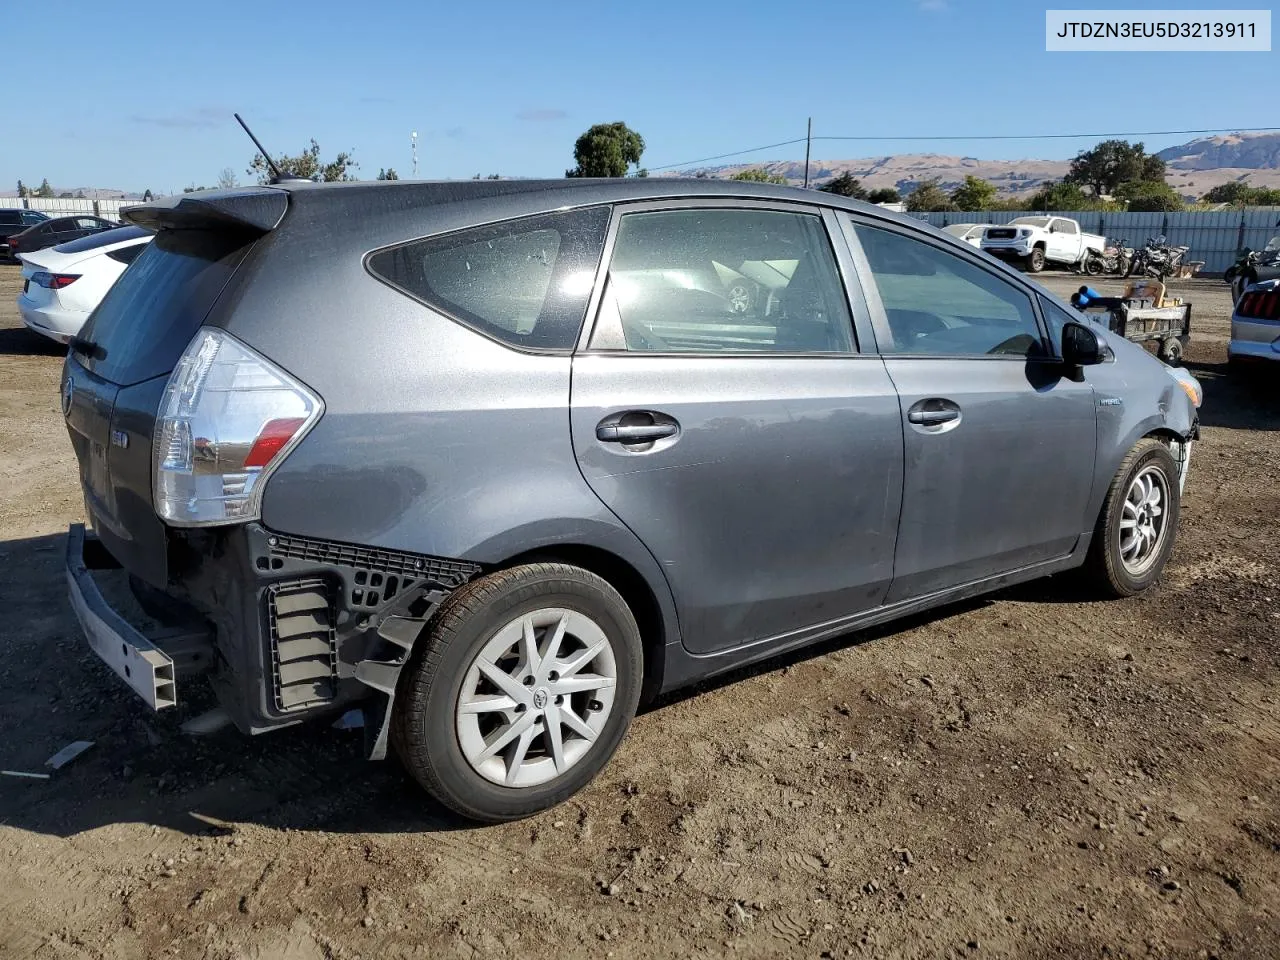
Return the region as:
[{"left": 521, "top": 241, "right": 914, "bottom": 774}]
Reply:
[{"left": 0, "top": 264, "right": 1277, "bottom": 960}]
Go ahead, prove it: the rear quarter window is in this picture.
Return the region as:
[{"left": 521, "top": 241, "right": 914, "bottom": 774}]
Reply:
[{"left": 367, "top": 206, "right": 610, "bottom": 351}]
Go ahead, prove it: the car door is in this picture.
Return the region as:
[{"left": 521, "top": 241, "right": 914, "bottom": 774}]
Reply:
[
  {"left": 570, "top": 202, "right": 904, "bottom": 655},
  {"left": 1047, "top": 218, "right": 1079, "bottom": 263},
  {"left": 840, "top": 215, "right": 1097, "bottom": 602}
]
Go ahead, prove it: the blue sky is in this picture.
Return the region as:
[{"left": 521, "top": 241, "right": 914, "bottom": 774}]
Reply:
[{"left": 3, "top": 0, "right": 1275, "bottom": 193}]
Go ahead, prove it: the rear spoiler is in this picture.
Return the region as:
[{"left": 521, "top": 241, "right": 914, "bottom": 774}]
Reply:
[{"left": 122, "top": 187, "right": 288, "bottom": 235}]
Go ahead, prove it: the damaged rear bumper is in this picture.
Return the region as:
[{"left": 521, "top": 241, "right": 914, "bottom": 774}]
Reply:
[
  {"left": 65, "top": 520, "right": 479, "bottom": 752},
  {"left": 66, "top": 523, "right": 213, "bottom": 710}
]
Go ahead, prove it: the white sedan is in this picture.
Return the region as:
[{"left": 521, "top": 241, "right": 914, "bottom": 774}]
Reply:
[
  {"left": 17, "top": 226, "right": 151, "bottom": 343},
  {"left": 942, "top": 223, "right": 987, "bottom": 247}
]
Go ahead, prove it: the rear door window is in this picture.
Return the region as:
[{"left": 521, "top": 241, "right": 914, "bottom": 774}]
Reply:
[
  {"left": 367, "top": 206, "right": 610, "bottom": 351},
  {"left": 78, "top": 231, "right": 251, "bottom": 385},
  {"left": 592, "top": 207, "right": 854, "bottom": 353}
]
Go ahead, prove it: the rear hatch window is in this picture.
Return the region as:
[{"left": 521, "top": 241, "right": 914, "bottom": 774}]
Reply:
[{"left": 77, "top": 230, "right": 252, "bottom": 386}]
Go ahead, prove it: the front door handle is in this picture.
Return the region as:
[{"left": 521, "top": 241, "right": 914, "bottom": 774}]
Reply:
[
  {"left": 907, "top": 398, "right": 961, "bottom": 427},
  {"left": 595, "top": 411, "right": 680, "bottom": 445}
]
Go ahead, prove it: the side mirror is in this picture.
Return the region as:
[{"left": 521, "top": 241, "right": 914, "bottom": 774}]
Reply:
[{"left": 1062, "top": 321, "right": 1104, "bottom": 366}]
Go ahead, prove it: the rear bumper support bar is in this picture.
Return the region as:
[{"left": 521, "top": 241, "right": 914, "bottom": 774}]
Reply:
[{"left": 65, "top": 523, "right": 213, "bottom": 710}]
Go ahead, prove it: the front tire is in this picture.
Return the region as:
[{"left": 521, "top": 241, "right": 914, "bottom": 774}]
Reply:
[
  {"left": 1025, "top": 247, "right": 1046, "bottom": 273},
  {"left": 392, "top": 563, "right": 643, "bottom": 822},
  {"left": 1082, "top": 439, "right": 1181, "bottom": 598}
]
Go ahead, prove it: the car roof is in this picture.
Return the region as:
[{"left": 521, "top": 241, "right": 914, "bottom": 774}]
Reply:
[
  {"left": 161, "top": 177, "right": 922, "bottom": 228},
  {"left": 55, "top": 225, "right": 150, "bottom": 254}
]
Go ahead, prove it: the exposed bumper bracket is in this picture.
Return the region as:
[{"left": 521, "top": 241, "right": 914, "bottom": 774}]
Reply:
[{"left": 65, "top": 523, "right": 214, "bottom": 711}]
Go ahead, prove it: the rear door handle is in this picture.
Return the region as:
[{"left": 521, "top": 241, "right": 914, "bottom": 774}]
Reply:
[
  {"left": 595, "top": 411, "right": 680, "bottom": 445},
  {"left": 907, "top": 399, "right": 961, "bottom": 427},
  {"left": 596, "top": 422, "right": 679, "bottom": 443}
]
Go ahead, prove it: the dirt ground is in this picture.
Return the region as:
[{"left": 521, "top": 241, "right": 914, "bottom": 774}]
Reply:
[{"left": 0, "top": 263, "right": 1277, "bottom": 960}]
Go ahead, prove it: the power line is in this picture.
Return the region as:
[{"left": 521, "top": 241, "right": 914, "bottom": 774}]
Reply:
[
  {"left": 648, "top": 125, "right": 1280, "bottom": 172},
  {"left": 814, "top": 125, "right": 1280, "bottom": 142},
  {"left": 647, "top": 138, "right": 808, "bottom": 172}
]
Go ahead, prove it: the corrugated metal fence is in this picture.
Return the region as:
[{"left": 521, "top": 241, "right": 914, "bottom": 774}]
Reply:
[
  {"left": 0, "top": 196, "right": 139, "bottom": 221},
  {"left": 912, "top": 209, "right": 1280, "bottom": 273}
]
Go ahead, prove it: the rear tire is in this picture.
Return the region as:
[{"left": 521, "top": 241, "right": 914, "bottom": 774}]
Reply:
[
  {"left": 392, "top": 563, "right": 643, "bottom": 823},
  {"left": 1081, "top": 439, "right": 1180, "bottom": 598},
  {"left": 1025, "top": 247, "right": 1046, "bottom": 273},
  {"left": 1157, "top": 337, "right": 1183, "bottom": 365}
]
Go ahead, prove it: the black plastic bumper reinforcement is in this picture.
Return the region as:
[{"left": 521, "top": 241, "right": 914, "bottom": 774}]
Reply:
[
  {"left": 266, "top": 578, "right": 340, "bottom": 712},
  {"left": 259, "top": 530, "right": 482, "bottom": 758}
]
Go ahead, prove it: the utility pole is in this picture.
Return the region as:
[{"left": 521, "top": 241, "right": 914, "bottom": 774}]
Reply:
[
  {"left": 411, "top": 131, "right": 418, "bottom": 179},
  {"left": 803, "top": 117, "right": 812, "bottom": 189}
]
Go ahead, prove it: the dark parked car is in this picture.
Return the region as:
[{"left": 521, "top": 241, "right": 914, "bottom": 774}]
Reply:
[
  {"left": 63, "top": 180, "right": 1201, "bottom": 822},
  {"left": 8, "top": 214, "right": 117, "bottom": 258},
  {"left": 0, "top": 208, "right": 49, "bottom": 259}
]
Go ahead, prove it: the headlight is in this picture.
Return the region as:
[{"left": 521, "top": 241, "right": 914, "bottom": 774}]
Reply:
[
  {"left": 1166, "top": 365, "right": 1202, "bottom": 408},
  {"left": 1018, "top": 229, "right": 1031, "bottom": 238}
]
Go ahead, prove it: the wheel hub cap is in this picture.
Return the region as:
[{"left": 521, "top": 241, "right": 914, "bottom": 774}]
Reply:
[{"left": 455, "top": 608, "right": 617, "bottom": 788}]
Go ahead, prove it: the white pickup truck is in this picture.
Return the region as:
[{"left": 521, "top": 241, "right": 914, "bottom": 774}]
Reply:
[{"left": 980, "top": 216, "right": 1105, "bottom": 273}]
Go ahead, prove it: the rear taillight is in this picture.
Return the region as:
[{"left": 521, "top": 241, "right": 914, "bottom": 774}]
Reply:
[
  {"left": 153, "top": 328, "right": 323, "bottom": 527},
  {"left": 1237, "top": 291, "right": 1280, "bottom": 320},
  {"left": 31, "top": 271, "right": 81, "bottom": 289}
]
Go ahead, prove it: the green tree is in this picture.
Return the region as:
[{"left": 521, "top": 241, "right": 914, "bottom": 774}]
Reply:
[
  {"left": 182, "top": 184, "right": 209, "bottom": 193},
  {"left": 35, "top": 178, "right": 56, "bottom": 198},
  {"left": 75, "top": 189, "right": 85, "bottom": 199},
  {"left": 248, "top": 139, "right": 358, "bottom": 184},
  {"left": 1201, "top": 182, "right": 1280, "bottom": 205},
  {"left": 376, "top": 167, "right": 400, "bottom": 180},
  {"left": 16, "top": 180, "right": 28, "bottom": 198},
  {"left": 818, "top": 172, "right": 867, "bottom": 199},
  {"left": 904, "top": 178, "right": 954, "bottom": 212},
  {"left": 1026, "top": 180, "right": 1092, "bottom": 211},
  {"left": 58, "top": 192, "right": 73, "bottom": 199},
  {"left": 565, "top": 122, "right": 644, "bottom": 178},
  {"left": 1115, "top": 179, "right": 1183, "bottom": 212},
  {"left": 731, "top": 168, "right": 787, "bottom": 184},
  {"left": 1065, "top": 139, "right": 1165, "bottom": 196},
  {"left": 866, "top": 187, "right": 900, "bottom": 204},
  {"left": 143, "top": 189, "right": 154, "bottom": 201},
  {"left": 950, "top": 175, "right": 999, "bottom": 211}
]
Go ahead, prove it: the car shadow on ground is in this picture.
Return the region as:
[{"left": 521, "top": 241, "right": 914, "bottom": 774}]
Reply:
[
  {"left": 0, "top": 325, "right": 65, "bottom": 357},
  {"left": 1186, "top": 359, "right": 1280, "bottom": 431},
  {"left": 0, "top": 530, "right": 1083, "bottom": 840}
]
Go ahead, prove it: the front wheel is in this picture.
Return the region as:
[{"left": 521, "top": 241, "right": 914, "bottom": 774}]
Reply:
[
  {"left": 1025, "top": 247, "right": 1046, "bottom": 273},
  {"left": 1082, "top": 439, "right": 1181, "bottom": 598},
  {"left": 392, "top": 563, "right": 643, "bottom": 822},
  {"left": 1084, "top": 255, "right": 1104, "bottom": 277},
  {"left": 1116, "top": 255, "right": 1131, "bottom": 276}
]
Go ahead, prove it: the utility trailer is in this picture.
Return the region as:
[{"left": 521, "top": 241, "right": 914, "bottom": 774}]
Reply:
[{"left": 1070, "top": 279, "right": 1191, "bottom": 366}]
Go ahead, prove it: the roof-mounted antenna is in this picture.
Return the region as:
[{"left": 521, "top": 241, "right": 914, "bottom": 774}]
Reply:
[{"left": 234, "top": 113, "right": 308, "bottom": 184}]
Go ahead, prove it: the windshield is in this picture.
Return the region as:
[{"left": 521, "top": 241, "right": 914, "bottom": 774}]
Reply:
[
  {"left": 1010, "top": 217, "right": 1050, "bottom": 228},
  {"left": 943, "top": 224, "right": 978, "bottom": 237},
  {"left": 1265, "top": 236, "right": 1280, "bottom": 253}
]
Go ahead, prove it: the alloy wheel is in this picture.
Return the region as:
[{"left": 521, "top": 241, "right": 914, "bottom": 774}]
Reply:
[
  {"left": 455, "top": 608, "right": 618, "bottom": 788},
  {"left": 1119, "top": 465, "right": 1170, "bottom": 576}
]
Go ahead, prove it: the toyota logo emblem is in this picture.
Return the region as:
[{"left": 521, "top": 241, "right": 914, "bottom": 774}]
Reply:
[{"left": 61, "top": 378, "right": 74, "bottom": 418}]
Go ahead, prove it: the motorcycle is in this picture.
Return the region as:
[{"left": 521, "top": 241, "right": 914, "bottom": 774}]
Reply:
[
  {"left": 1225, "top": 236, "right": 1280, "bottom": 302},
  {"left": 1082, "top": 237, "right": 1134, "bottom": 276},
  {"left": 1126, "top": 235, "right": 1189, "bottom": 280}
]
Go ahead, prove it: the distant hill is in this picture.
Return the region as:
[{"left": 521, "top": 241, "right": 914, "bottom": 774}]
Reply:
[
  {"left": 667, "top": 131, "right": 1280, "bottom": 201},
  {"left": 1157, "top": 132, "right": 1280, "bottom": 171}
]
